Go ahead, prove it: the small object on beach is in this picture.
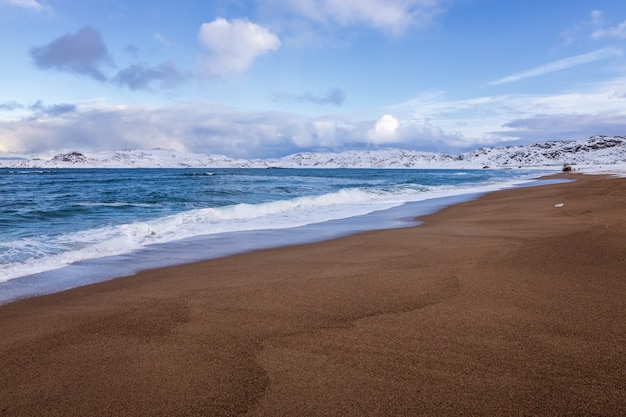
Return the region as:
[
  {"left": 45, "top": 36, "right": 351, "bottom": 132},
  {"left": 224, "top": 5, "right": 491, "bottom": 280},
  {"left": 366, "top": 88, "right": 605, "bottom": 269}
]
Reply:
[
  {"left": 554, "top": 203, "right": 564, "bottom": 208},
  {"left": 562, "top": 163, "right": 572, "bottom": 172}
]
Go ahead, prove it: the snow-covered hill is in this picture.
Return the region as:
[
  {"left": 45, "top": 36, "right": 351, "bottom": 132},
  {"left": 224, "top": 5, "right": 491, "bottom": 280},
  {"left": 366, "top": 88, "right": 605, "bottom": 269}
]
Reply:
[
  {"left": 2, "top": 136, "right": 625, "bottom": 170},
  {"left": 460, "top": 136, "right": 626, "bottom": 168}
]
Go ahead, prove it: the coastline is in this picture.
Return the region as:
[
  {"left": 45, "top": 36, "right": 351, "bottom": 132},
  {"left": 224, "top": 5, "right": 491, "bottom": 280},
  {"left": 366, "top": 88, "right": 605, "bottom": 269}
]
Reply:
[
  {"left": 0, "top": 191, "right": 484, "bottom": 305},
  {"left": 0, "top": 171, "right": 549, "bottom": 305},
  {"left": 0, "top": 173, "right": 624, "bottom": 416}
]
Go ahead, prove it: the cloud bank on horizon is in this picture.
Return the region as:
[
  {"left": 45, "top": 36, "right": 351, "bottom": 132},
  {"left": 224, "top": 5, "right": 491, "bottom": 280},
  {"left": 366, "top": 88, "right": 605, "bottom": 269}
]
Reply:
[{"left": 1, "top": 0, "right": 626, "bottom": 158}]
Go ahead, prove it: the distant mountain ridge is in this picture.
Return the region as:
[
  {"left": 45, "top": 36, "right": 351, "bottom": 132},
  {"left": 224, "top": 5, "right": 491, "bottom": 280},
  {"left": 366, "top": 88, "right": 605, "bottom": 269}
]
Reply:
[{"left": 3, "top": 136, "right": 625, "bottom": 169}]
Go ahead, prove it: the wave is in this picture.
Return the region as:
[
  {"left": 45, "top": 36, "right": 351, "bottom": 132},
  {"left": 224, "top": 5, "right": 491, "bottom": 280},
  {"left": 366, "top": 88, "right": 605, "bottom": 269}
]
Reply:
[
  {"left": 0, "top": 187, "right": 406, "bottom": 282},
  {"left": 0, "top": 174, "right": 544, "bottom": 283},
  {"left": 181, "top": 172, "right": 215, "bottom": 177}
]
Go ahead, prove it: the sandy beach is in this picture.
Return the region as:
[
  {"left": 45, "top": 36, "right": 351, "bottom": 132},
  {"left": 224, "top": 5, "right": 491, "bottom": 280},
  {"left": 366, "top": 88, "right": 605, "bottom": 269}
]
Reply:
[{"left": 0, "top": 173, "right": 624, "bottom": 416}]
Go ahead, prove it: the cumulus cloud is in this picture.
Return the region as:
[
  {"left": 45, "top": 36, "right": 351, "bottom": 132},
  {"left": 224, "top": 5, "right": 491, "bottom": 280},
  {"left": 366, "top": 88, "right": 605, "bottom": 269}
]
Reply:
[
  {"left": 368, "top": 114, "right": 400, "bottom": 144},
  {"left": 5, "top": 73, "right": 626, "bottom": 158},
  {"left": 0, "top": 0, "right": 43, "bottom": 11},
  {"left": 30, "top": 26, "right": 112, "bottom": 81},
  {"left": 0, "top": 101, "right": 462, "bottom": 158},
  {"left": 362, "top": 113, "right": 461, "bottom": 150},
  {"left": 272, "top": 88, "right": 346, "bottom": 106},
  {"left": 198, "top": 18, "right": 281, "bottom": 75},
  {"left": 0, "top": 104, "right": 310, "bottom": 157},
  {"left": 489, "top": 47, "right": 623, "bottom": 85},
  {"left": 266, "top": 0, "right": 445, "bottom": 34},
  {"left": 113, "top": 61, "right": 185, "bottom": 91}
]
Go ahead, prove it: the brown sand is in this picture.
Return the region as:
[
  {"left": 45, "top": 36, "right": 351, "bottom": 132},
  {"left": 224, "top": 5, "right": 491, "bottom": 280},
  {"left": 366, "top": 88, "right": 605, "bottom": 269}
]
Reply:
[{"left": 0, "top": 174, "right": 624, "bottom": 416}]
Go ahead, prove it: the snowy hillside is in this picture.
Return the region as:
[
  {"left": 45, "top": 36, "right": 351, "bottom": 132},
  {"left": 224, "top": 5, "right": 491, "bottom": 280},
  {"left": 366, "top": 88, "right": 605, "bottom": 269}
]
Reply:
[
  {"left": 2, "top": 136, "right": 625, "bottom": 170},
  {"left": 460, "top": 136, "right": 626, "bottom": 168}
]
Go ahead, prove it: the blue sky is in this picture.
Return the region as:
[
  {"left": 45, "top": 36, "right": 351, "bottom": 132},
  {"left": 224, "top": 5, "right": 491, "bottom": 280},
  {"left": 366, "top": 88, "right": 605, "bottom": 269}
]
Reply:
[{"left": 1, "top": 0, "right": 626, "bottom": 158}]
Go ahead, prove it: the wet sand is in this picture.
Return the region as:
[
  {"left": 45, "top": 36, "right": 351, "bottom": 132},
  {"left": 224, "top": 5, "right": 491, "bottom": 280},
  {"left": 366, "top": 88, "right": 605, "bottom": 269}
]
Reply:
[{"left": 0, "top": 173, "right": 624, "bottom": 416}]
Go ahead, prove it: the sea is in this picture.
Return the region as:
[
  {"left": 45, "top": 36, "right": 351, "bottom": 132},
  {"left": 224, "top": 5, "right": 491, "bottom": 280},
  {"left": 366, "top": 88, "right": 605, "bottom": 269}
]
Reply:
[{"left": 0, "top": 167, "right": 549, "bottom": 303}]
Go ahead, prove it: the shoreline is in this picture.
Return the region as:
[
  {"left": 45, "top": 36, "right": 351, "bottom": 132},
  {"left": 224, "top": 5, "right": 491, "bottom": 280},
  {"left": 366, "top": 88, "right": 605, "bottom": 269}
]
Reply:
[
  {"left": 0, "top": 173, "right": 556, "bottom": 305},
  {"left": 1, "top": 173, "right": 624, "bottom": 416},
  {"left": 0, "top": 192, "right": 478, "bottom": 305}
]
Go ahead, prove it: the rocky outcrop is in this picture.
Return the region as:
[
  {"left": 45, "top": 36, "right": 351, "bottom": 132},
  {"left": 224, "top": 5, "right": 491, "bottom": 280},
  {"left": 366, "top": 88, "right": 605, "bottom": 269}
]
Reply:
[{"left": 51, "top": 152, "right": 89, "bottom": 163}]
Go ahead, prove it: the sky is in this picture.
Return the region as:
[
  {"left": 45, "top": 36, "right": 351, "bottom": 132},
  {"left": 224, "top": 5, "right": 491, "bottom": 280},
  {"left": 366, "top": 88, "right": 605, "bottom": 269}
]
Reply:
[{"left": 1, "top": 0, "right": 626, "bottom": 159}]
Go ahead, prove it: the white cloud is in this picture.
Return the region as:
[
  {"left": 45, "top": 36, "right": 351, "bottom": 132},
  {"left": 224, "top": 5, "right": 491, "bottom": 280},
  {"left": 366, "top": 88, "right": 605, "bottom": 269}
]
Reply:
[
  {"left": 489, "top": 47, "right": 623, "bottom": 85},
  {"left": 0, "top": 103, "right": 310, "bottom": 157},
  {"left": 0, "top": 101, "right": 463, "bottom": 158},
  {"left": 0, "top": 0, "right": 43, "bottom": 10},
  {"left": 368, "top": 114, "right": 400, "bottom": 144},
  {"left": 591, "top": 10, "right": 626, "bottom": 40},
  {"left": 271, "top": 0, "right": 444, "bottom": 34},
  {"left": 312, "top": 121, "right": 339, "bottom": 146},
  {"left": 5, "top": 71, "right": 626, "bottom": 159},
  {"left": 198, "top": 18, "right": 281, "bottom": 75},
  {"left": 394, "top": 74, "right": 626, "bottom": 147},
  {"left": 563, "top": 10, "right": 626, "bottom": 45}
]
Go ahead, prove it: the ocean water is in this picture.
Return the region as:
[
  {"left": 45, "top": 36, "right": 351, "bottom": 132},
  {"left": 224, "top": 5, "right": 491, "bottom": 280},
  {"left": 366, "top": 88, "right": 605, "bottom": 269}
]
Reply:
[{"left": 0, "top": 168, "right": 545, "bottom": 302}]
